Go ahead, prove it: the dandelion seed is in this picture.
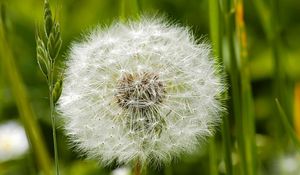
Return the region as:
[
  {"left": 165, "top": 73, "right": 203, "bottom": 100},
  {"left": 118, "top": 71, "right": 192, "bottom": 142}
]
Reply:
[{"left": 58, "top": 17, "right": 225, "bottom": 167}]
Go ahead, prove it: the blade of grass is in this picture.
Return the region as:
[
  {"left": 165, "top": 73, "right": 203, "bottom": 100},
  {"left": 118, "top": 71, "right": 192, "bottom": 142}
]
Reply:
[
  {"left": 0, "top": 6, "right": 52, "bottom": 175},
  {"left": 220, "top": 0, "right": 248, "bottom": 174},
  {"left": 209, "top": 0, "right": 221, "bottom": 58},
  {"left": 253, "top": 0, "right": 293, "bottom": 150},
  {"left": 270, "top": 0, "right": 287, "bottom": 116},
  {"left": 209, "top": 0, "right": 233, "bottom": 174},
  {"left": 208, "top": 137, "right": 218, "bottom": 175},
  {"left": 270, "top": 0, "right": 294, "bottom": 125},
  {"left": 221, "top": 0, "right": 258, "bottom": 174},
  {"left": 221, "top": 117, "right": 233, "bottom": 175},
  {"left": 275, "top": 98, "right": 300, "bottom": 148},
  {"left": 252, "top": 0, "right": 272, "bottom": 40},
  {"left": 208, "top": 1, "right": 219, "bottom": 175},
  {"left": 234, "top": 1, "right": 257, "bottom": 175}
]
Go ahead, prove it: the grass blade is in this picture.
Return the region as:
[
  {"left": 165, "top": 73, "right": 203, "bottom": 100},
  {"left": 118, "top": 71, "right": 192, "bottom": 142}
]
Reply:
[
  {"left": 0, "top": 6, "right": 52, "bottom": 175},
  {"left": 275, "top": 98, "right": 300, "bottom": 148}
]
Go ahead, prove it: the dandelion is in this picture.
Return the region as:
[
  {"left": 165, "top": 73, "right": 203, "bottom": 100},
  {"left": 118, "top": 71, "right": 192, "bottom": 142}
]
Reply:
[
  {"left": 273, "top": 153, "right": 300, "bottom": 175},
  {"left": 58, "top": 17, "right": 225, "bottom": 168},
  {"left": 0, "top": 121, "right": 29, "bottom": 162}
]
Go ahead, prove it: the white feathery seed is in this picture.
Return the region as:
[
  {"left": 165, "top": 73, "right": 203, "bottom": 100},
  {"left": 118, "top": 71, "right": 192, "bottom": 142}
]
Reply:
[{"left": 57, "top": 17, "right": 225, "bottom": 167}]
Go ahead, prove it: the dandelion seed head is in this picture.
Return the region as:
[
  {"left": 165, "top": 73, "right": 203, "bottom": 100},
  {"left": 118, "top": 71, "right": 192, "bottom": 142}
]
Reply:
[
  {"left": 0, "top": 121, "right": 29, "bottom": 162},
  {"left": 58, "top": 16, "right": 225, "bottom": 167}
]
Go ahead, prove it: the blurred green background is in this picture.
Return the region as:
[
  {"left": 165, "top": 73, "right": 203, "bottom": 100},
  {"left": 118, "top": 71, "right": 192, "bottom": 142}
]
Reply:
[{"left": 0, "top": 0, "right": 300, "bottom": 175}]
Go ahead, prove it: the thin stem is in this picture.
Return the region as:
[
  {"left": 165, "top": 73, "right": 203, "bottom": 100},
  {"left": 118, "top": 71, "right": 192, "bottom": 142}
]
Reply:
[
  {"left": 49, "top": 63, "right": 60, "bottom": 175},
  {"left": 221, "top": 0, "right": 248, "bottom": 174},
  {"left": 270, "top": 0, "right": 294, "bottom": 144},
  {"left": 235, "top": 0, "right": 257, "bottom": 175},
  {"left": 209, "top": 0, "right": 233, "bottom": 174},
  {"left": 134, "top": 160, "right": 141, "bottom": 175},
  {"left": 222, "top": 116, "right": 233, "bottom": 175},
  {"left": 275, "top": 98, "right": 300, "bottom": 148},
  {"left": 209, "top": 0, "right": 221, "bottom": 58},
  {"left": 208, "top": 137, "right": 218, "bottom": 175}
]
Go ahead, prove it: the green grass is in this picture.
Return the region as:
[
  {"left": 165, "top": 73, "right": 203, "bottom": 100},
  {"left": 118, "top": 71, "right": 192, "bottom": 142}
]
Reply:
[{"left": 0, "top": 9, "right": 53, "bottom": 175}]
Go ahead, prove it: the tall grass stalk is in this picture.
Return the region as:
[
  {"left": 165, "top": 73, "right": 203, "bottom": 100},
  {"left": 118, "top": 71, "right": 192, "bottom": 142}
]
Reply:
[
  {"left": 234, "top": 0, "right": 256, "bottom": 174},
  {"left": 208, "top": 138, "right": 218, "bottom": 175},
  {"left": 270, "top": 0, "right": 294, "bottom": 139},
  {"left": 49, "top": 53, "right": 59, "bottom": 175},
  {"left": 208, "top": 1, "right": 219, "bottom": 175},
  {"left": 47, "top": 35, "right": 60, "bottom": 175},
  {"left": 209, "top": 0, "right": 233, "bottom": 174},
  {"left": 36, "top": 0, "right": 63, "bottom": 174},
  {"left": 275, "top": 98, "right": 300, "bottom": 148},
  {"left": 0, "top": 7, "right": 52, "bottom": 175},
  {"left": 253, "top": 0, "right": 292, "bottom": 149},
  {"left": 269, "top": 0, "right": 286, "bottom": 112},
  {"left": 220, "top": 0, "right": 257, "bottom": 174},
  {"left": 221, "top": 0, "right": 246, "bottom": 174}
]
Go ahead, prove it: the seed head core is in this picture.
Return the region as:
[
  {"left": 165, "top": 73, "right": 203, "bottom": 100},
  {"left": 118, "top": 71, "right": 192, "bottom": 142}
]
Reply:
[{"left": 115, "top": 72, "right": 166, "bottom": 109}]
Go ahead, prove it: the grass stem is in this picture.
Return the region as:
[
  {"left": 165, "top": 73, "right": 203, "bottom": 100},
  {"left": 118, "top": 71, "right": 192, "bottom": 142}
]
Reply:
[
  {"left": 221, "top": 0, "right": 246, "bottom": 174},
  {"left": 235, "top": 0, "right": 257, "bottom": 174},
  {"left": 134, "top": 160, "right": 141, "bottom": 175},
  {"left": 275, "top": 98, "right": 300, "bottom": 148},
  {"left": 209, "top": 0, "right": 233, "bottom": 174},
  {"left": 0, "top": 10, "right": 52, "bottom": 175},
  {"left": 208, "top": 137, "right": 218, "bottom": 175},
  {"left": 49, "top": 64, "right": 60, "bottom": 175}
]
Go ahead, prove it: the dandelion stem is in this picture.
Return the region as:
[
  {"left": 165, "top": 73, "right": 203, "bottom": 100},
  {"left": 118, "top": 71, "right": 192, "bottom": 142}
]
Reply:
[{"left": 134, "top": 160, "right": 141, "bottom": 175}]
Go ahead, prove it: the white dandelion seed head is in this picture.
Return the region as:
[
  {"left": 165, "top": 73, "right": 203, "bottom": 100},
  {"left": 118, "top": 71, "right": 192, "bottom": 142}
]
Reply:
[
  {"left": 272, "top": 153, "right": 300, "bottom": 175},
  {"left": 58, "top": 16, "right": 225, "bottom": 167},
  {"left": 0, "top": 121, "right": 29, "bottom": 162}
]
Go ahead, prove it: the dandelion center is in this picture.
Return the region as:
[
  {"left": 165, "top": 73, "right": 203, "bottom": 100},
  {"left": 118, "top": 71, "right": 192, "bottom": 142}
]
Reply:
[{"left": 115, "top": 72, "right": 166, "bottom": 110}]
